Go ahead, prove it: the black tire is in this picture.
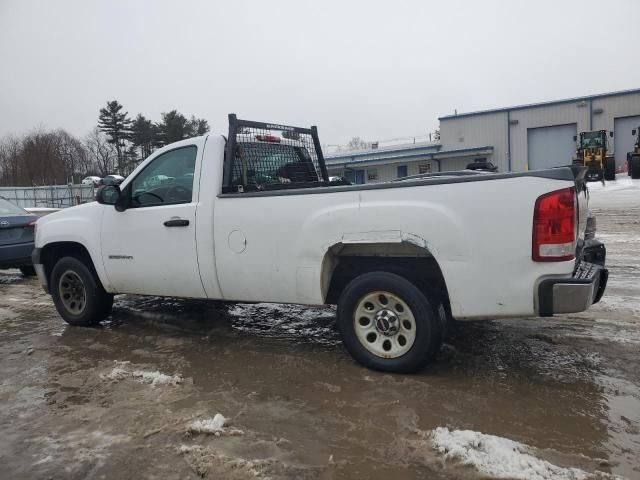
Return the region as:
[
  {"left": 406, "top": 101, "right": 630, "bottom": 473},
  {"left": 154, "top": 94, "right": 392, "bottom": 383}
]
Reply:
[
  {"left": 50, "top": 256, "right": 113, "bottom": 326},
  {"left": 604, "top": 157, "right": 616, "bottom": 181},
  {"left": 336, "top": 271, "right": 442, "bottom": 373},
  {"left": 585, "top": 169, "right": 602, "bottom": 182},
  {"left": 631, "top": 155, "right": 640, "bottom": 180},
  {"left": 19, "top": 265, "right": 36, "bottom": 277}
]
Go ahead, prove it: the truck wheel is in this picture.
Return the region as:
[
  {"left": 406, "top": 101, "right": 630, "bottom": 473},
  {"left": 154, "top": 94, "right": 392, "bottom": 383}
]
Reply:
[
  {"left": 585, "top": 170, "right": 602, "bottom": 183},
  {"left": 19, "top": 265, "right": 36, "bottom": 277},
  {"left": 631, "top": 155, "right": 640, "bottom": 180},
  {"left": 50, "top": 256, "right": 113, "bottom": 326},
  {"left": 604, "top": 157, "right": 616, "bottom": 181},
  {"left": 336, "top": 272, "right": 442, "bottom": 373}
]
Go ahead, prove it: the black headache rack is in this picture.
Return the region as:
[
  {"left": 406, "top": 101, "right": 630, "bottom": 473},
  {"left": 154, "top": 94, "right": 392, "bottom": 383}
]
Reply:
[{"left": 222, "top": 114, "right": 330, "bottom": 193}]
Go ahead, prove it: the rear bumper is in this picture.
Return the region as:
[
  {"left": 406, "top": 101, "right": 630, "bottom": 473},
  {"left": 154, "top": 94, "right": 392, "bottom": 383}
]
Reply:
[
  {"left": 537, "top": 242, "right": 608, "bottom": 317},
  {"left": 0, "top": 242, "right": 35, "bottom": 269}
]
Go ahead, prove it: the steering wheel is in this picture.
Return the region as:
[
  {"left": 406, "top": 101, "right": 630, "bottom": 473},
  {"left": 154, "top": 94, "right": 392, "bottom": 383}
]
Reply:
[
  {"left": 165, "top": 185, "right": 191, "bottom": 202},
  {"left": 133, "top": 191, "right": 164, "bottom": 204}
]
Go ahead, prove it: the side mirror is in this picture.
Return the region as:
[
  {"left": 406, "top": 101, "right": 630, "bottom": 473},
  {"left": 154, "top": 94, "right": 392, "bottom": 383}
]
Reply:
[
  {"left": 610, "top": 131, "right": 614, "bottom": 137},
  {"left": 96, "top": 185, "right": 122, "bottom": 208},
  {"left": 633, "top": 129, "right": 637, "bottom": 136},
  {"left": 573, "top": 135, "right": 577, "bottom": 142}
]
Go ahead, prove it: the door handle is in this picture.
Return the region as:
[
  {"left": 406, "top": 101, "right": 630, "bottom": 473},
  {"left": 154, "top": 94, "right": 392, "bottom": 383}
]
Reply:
[{"left": 164, "top": 219, "right": 189, "bottom": 227}]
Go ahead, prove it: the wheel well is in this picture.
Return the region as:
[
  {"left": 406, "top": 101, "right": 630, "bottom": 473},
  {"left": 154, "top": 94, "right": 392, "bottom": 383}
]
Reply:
[
  {"left": 324, "top": 251, "right": 451, "bottom": 318},
  {"left": 40, "top": 242, "right": 94, "bottom": 288}
]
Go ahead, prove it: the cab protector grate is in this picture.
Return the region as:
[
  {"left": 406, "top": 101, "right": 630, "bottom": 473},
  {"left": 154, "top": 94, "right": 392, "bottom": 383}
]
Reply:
[{"left": 223, "top": 114, "right": 329, "bottom": 193}]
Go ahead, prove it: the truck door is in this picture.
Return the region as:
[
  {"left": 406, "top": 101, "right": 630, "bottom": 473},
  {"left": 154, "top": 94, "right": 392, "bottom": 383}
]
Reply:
[{"left": 100, "top": 144, "right": 206, "bottom": 298}]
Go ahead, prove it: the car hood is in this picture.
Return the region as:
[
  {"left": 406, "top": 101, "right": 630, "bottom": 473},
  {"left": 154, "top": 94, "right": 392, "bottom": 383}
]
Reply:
[{"left": 36, "top": 201, "right": 99, "bottom": 226}]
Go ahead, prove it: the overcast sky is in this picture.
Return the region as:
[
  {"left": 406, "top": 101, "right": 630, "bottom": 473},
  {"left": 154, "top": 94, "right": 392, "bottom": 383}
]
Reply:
[{"left": 1, "top": 0, "right": 638, "bottom": 145}]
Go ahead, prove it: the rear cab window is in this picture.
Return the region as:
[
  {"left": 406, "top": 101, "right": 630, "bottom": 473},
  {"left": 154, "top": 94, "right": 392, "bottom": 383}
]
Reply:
[
  {"left": 231, "top": 141, "right": 319, "bottom": 188},
  {"left": 222, "top": 115, "right": 329, "bottom": 193}
]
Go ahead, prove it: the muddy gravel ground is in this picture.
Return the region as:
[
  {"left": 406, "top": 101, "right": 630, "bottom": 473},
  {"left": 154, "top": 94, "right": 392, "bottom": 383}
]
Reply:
[{"left": 1, "top": 179, "right": 639, "bottom": 480}]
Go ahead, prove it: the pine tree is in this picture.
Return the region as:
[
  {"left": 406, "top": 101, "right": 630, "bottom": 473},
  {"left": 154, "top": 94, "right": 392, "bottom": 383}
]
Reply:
[
  {"left": 157, "top": 111, "right": 211, "bottom": 146},
  {"left": 187, "top": 116, "right": 210, "bottom": 137},
  {"left": 130, "top": 114, "right": 157, "bottom": 162},
  {"left": 157, "top": 110, "right": 188, "bottom": 145},
  {"left": 98, "top": 100, "right": 132, "bottom": 174}
]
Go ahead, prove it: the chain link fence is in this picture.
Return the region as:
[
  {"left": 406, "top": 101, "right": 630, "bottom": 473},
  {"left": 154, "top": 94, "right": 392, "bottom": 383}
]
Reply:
[{"left": 0, "top": 184, "right": 95, "bottom": 208}]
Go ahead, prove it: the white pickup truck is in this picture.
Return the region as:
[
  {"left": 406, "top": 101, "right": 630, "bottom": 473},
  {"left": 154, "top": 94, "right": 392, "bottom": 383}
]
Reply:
[{"left": 33, "top": 115, "right": 608, "bottom": 372}]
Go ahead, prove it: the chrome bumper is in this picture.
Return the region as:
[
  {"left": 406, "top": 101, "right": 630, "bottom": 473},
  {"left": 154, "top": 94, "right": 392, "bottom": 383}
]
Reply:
[{"left": 537, "top": 261, "right": 608, "bottom": 317}]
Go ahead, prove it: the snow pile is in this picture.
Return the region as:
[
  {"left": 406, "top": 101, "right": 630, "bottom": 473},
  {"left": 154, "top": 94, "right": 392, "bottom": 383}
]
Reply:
[
  {"left": 189, "top": 414, "right": 226, "bottom": 433},
  {"left": 179, "top": 444, "right": 202, "bottom": 454},
  {"left": 131, "top": 369, "right": 183, "bottom": 386},
  {"left": 431, "top": 427, "right": 591, "bottom": 480},
  {"left": 101, "top": 362, "right": 182, "bottom": 386},
  {"left": 187, "top": 414, "right": 245, "bottom": 436},
  {"left": 588, "top": 177, "right": 639, "bottom": 193},
  {"left": 103, "top": 365, "right": 130, "bottom": 381}
]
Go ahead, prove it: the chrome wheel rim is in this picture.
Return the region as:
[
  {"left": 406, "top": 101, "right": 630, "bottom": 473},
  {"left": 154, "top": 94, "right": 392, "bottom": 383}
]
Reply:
[
  {"left": 353, "top": 291, "right": 416, "bottom": 358},
  {"left": 59, "top": 270, "right": 87, "bottom": 315}
]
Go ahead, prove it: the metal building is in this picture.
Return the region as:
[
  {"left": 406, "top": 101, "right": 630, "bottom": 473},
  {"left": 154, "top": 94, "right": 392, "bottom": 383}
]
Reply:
[
  {"left": 326, "top": 88, "right": 640, "bottom": 184},
  {"left": 325, "top": 143, "right": 492, "bottom": 183},
  {"left": 439, "top": 88, "right": 640, "bottom": 172}
]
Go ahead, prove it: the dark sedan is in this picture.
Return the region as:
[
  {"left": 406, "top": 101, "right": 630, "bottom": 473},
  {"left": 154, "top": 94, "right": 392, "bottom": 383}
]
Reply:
[{"left": 0, "top": 197, "right": 38, "bottom": 276}]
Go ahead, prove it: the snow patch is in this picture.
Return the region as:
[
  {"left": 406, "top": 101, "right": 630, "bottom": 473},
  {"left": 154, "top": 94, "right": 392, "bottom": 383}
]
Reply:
[
  {"left": 131, "top": 369, "right": 183, "bottom": 386},
  {"left": 189, "top": 414, "right": 226, "bottom": 433},
  {"left": 186, "top": 414, "right": 245, "bottom": 436},
  {"left": 588, "top": 177, "right": 640, "bottom": 193},
  {"left": 103, "top": 366, "right": 130, "bottom": 381},
  {"left": 101, "top": 362, "right": 182, "bottom": 386},
  {"left": 179, "top": 444, "right": 202, "bottom": 454},
  {"left": 431, "top": 427, "right": 593, "bottom": 480}
]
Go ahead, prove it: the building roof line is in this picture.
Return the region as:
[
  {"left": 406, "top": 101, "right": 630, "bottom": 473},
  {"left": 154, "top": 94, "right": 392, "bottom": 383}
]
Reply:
[
  {"left": 438, "top": 88, "right": 640, "bottom": 120},
  {"left": 325, "top": 142, "right": 440, "bottom": 160}
]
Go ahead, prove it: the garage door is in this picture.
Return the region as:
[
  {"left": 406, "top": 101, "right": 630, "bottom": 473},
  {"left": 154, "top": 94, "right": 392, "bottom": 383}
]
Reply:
[
  {"left": 527, "top": 124, "right": 577, "bottom": 170},
  {"left": 614, "top": 115, "right": 640, "bottom": 169}
]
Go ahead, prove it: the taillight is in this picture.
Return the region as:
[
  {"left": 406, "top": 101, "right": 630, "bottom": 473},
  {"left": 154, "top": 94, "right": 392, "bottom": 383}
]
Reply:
[{"left": 532, "top": 187, "right": 576, "bottom": 262}]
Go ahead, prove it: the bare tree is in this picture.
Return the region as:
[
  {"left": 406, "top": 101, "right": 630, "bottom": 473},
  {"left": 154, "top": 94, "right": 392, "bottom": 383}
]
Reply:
[
  {"left": 54, "top": 129, "right": 89, "bottom": 183},
  {"left": 0, "top": 129, "right": 90, "bottom": 186},
  {"left": 20, "top": 129, "right": 58, "bottom": 185},
  {"left": 85, "top": 128, "right": 116, "bottom": 177},
  {"left": 347, "top": 136, "right": 371, "bottom": 150},
  {"left": 0, "top": 135, "right": 22, "bottom": 186}
]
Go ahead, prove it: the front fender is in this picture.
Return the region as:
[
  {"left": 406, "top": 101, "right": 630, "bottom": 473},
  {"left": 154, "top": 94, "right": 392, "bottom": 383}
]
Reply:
[{"left": 35, "top": 203, "right": 112, "bottom": 292}]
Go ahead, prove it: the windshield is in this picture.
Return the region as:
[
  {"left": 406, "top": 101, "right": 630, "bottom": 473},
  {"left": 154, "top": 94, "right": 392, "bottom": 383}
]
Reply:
[
  {"left": 580, "top": 132, "right": 604, "bottom": 149},
  {"left": 0, "top": 198, "right": 28, "bottom": 216}
]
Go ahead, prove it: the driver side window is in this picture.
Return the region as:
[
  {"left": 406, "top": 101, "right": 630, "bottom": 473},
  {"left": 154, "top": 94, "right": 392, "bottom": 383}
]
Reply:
[{"left": 130, "top": 146, "right": 197, "bottom": 207}]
